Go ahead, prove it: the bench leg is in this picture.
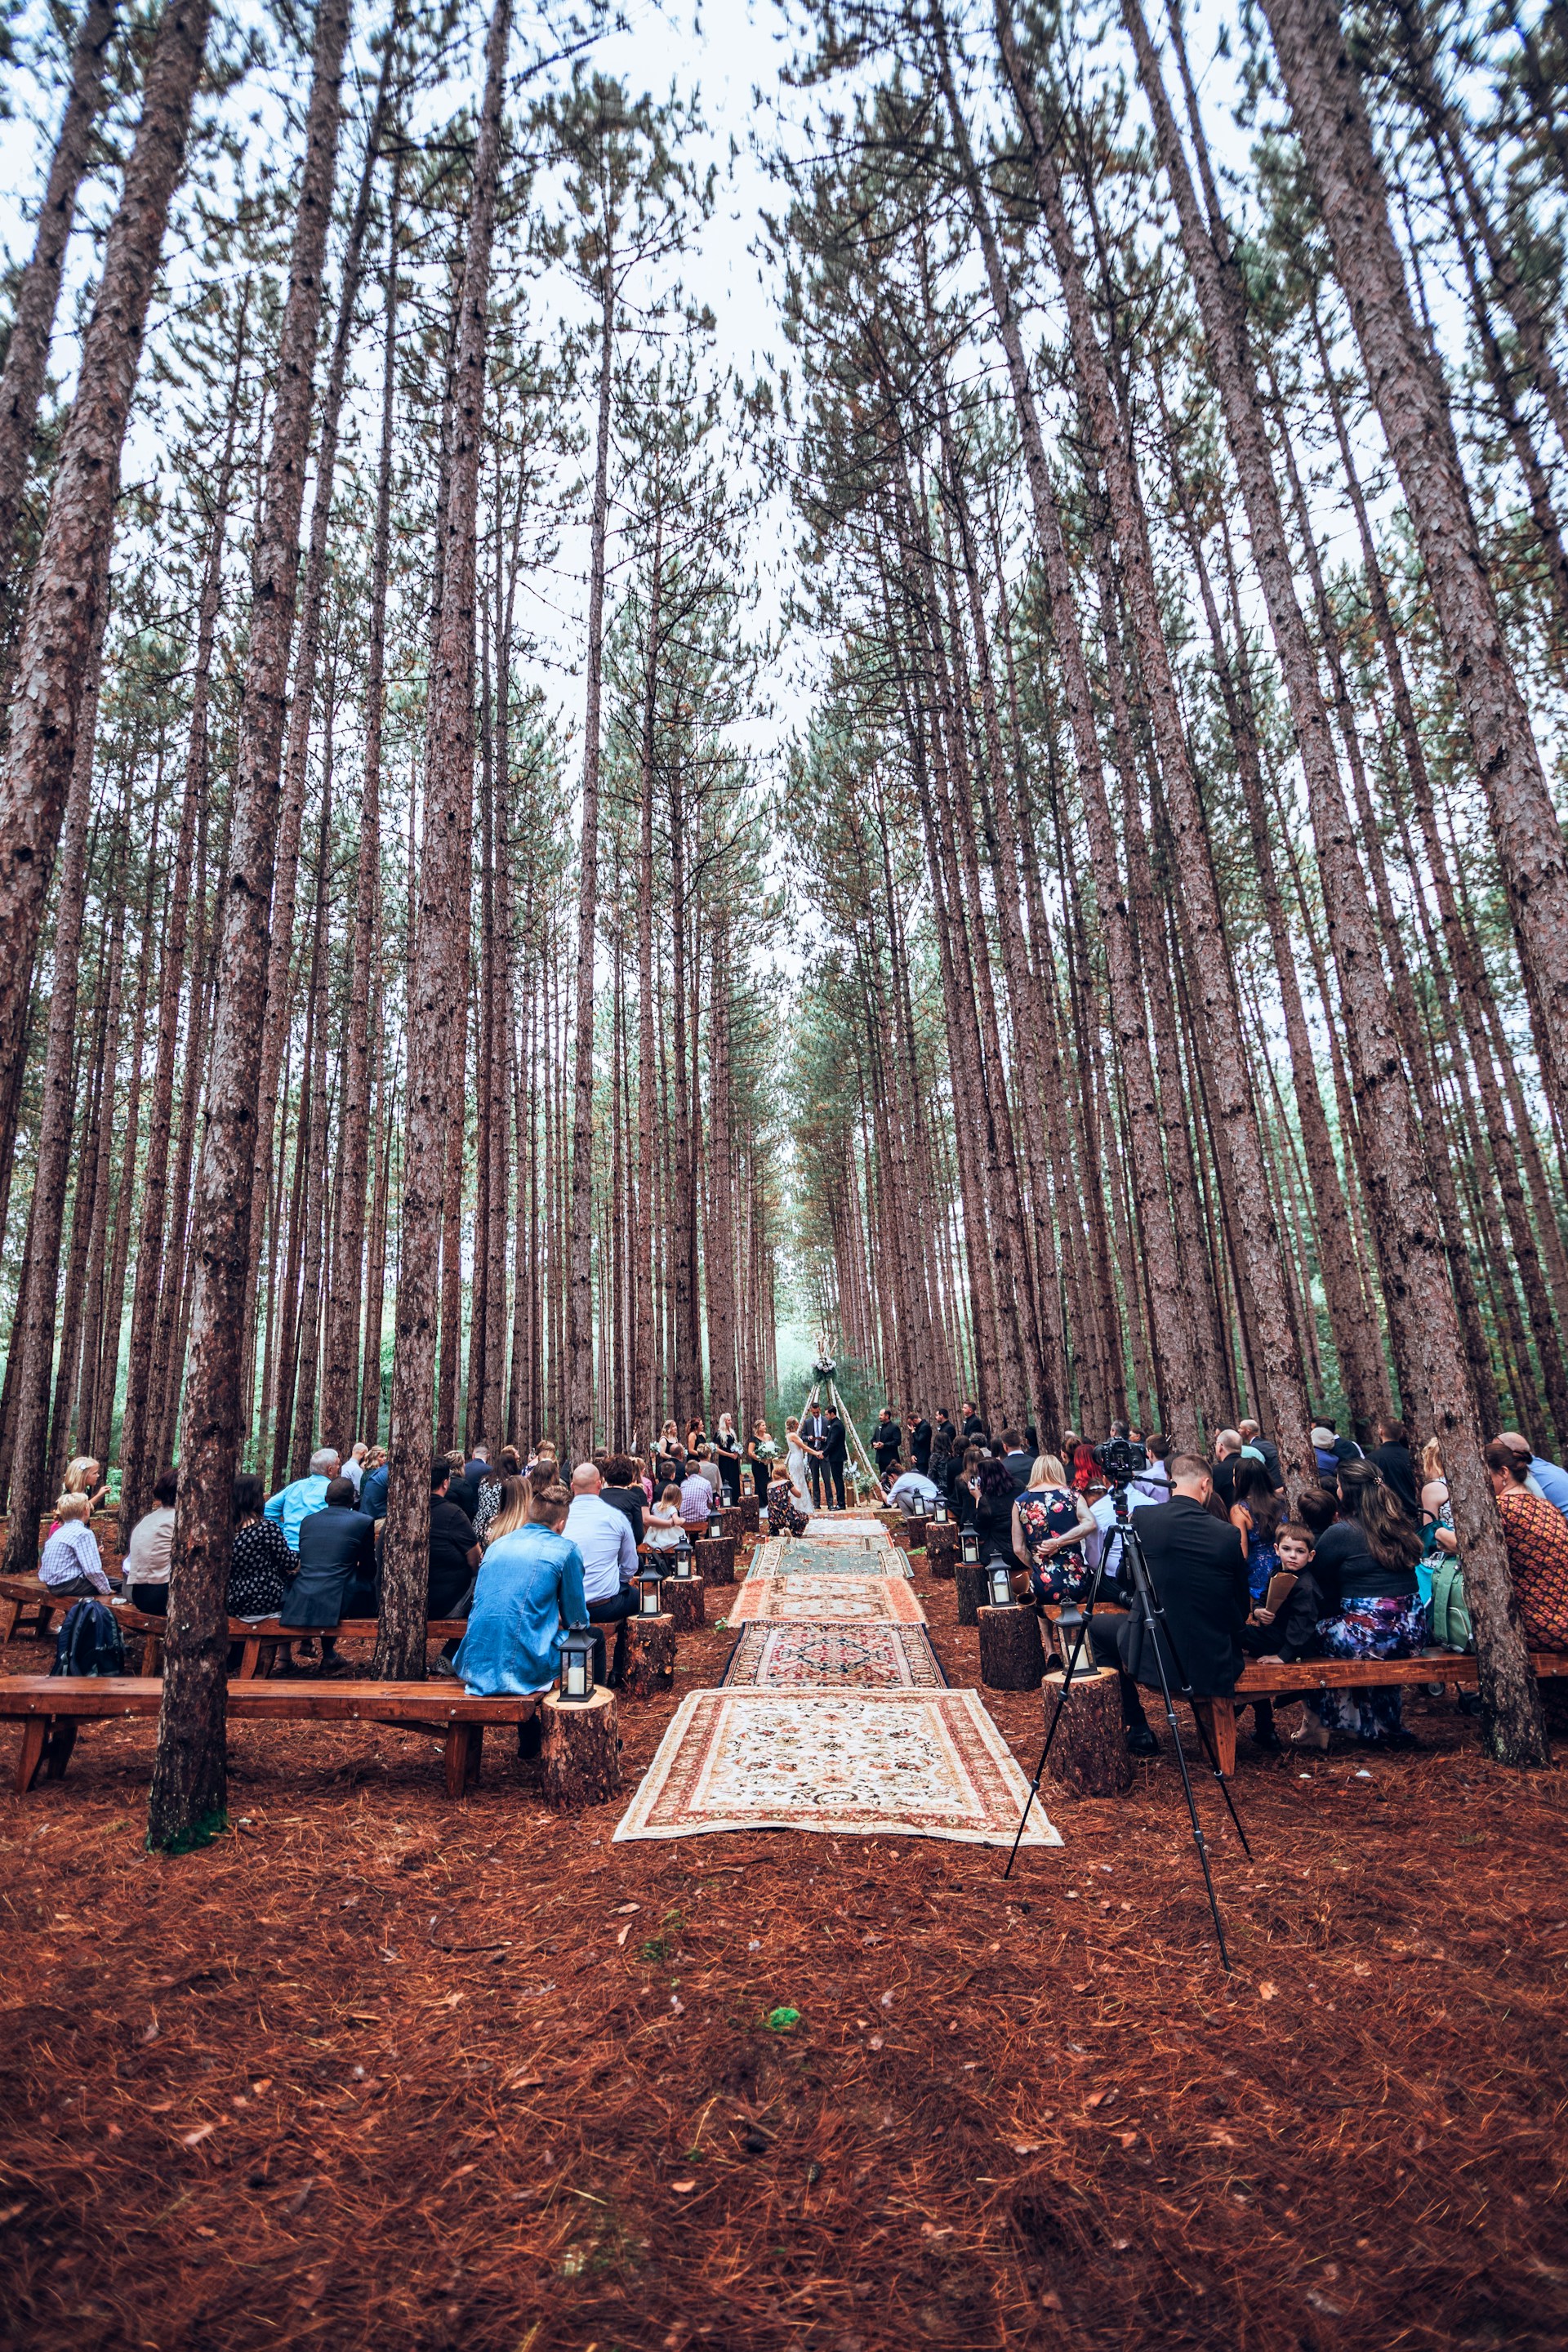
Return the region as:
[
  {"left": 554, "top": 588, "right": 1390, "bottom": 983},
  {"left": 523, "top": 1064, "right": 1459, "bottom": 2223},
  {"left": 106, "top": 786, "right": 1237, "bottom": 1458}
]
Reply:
[
  {"left": 443, "top": 1724, "right": 472, "bottom": 1800},
  {"left": 15, "top": 1720, "right": 47, "bottom": 1793},
  {"left": 1193, "top": 1700, "right": 1237, "bottom": 1779},
  {"left": 44, "top": 1722, "right": 78, "bottom": 1781},
  {"left": 238, "top": 1637, "right": 261, "bottom": 1680},
  {"left": 138, "top": 1633, "right": 163, "bottom": 1676},
  {"left": 0, "top": 1597, "right": 18, "bottom": 1646}
]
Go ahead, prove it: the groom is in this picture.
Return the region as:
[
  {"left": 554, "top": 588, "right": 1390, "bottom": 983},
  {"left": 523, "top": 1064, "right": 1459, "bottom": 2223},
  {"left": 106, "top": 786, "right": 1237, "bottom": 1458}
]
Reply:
[{"left": 800, "top": 1402, "right": 831, "bottom": 1509}]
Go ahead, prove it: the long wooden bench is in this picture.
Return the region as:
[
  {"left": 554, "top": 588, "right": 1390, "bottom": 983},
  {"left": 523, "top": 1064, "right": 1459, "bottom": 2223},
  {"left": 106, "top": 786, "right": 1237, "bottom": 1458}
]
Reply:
[
  {"left": 1199, "top": 1648, "right": 1568, "bottom": 1775},
  {"left": 0, "top": 1677, "right": 541, "bottom": 1800},
  {"left": 1, "top": 1588, "right": 467, "bottom": 1677}
]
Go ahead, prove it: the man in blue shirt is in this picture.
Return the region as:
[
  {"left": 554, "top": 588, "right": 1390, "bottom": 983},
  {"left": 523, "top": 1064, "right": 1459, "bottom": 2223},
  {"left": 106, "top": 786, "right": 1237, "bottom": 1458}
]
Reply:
[
  {"left": 265, "top": 1448, "right": 341, "bottom": 1552},
  {"left": 1499, "top": 1430, "right": 1568, "bottom": 1520}
]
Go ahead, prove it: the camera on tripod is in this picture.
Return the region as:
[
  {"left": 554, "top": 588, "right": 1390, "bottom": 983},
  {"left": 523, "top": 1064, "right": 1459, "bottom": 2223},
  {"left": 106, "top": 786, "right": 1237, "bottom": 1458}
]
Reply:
[{"left": 1093, "top": 1435, "right": 1147, "bottom": 1483}]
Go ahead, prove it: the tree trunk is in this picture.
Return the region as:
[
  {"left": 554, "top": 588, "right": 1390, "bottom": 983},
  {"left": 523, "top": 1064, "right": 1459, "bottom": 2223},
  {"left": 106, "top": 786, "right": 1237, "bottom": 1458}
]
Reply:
[
  {"left": 149, "top": 0, "right": 352, "bottom": 1852},
  {"left": 0, "top": 0, "right": 211, "bottom": 1125}
]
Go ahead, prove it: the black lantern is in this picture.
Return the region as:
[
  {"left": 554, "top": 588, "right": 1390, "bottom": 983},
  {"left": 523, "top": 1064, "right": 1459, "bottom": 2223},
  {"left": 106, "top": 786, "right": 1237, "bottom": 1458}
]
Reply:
[
  {"left": 706, "top": 1504, "right": 723, "bottom": 1539},
  {"left": 635, "top": 1565, "right": 665, "bottom": 1619},
  {"left": 911, "top": 1491, "right": 929, "bottom": 1521},
  {"left": 933, "top": 1496, "right": 950, "bottom": 1526},
  {"left": 670, "top": 1544, "right": 694, "bottom": 1580},
  {"left": 1054, "top": 1595, "right": 1089, "bottom": 1677},
  {"left": 987, "top": 1561, "right": 1016, "bottom": 1610},
  {"left": 960, "top": 1528, "right": 981, "bottom": 1566},
  {"left": 559, "top": 1624, "right": 595, "bottom": 1704}
]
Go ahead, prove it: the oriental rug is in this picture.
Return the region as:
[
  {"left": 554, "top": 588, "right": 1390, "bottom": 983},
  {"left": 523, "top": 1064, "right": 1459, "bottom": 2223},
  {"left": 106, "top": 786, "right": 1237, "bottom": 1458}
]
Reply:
[
  {"left": 719, "top": 1619, "right": 947, "bottom": 1690},
  {"left": 612, "top": 1688, "right": 1061, "bottom": 1847},
  {"left": 750, "top": 1536, "right": 906, "bottom": 1579},
  {"left": 727, "top": 1574, "right": 927, "bottom": 1625},
  {"left": 803, "top": 1516, "right": 889, "bottom": 1542}
]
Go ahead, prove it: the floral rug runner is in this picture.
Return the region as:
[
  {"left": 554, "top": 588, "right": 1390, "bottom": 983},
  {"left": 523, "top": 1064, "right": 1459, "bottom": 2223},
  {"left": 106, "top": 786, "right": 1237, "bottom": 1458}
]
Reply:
[
  {"left": 612, "top": 1689, "right": 1061, "bottom": 1847},
  {"left": 719, "top": 1619, "right": 947, "bottom": 1690},
  {"left": 750, "top": 1536, "right": 909, "bottom": 1579},
  {"left": 727, "top": 1575, "right": 928, "bottom": 1625}
]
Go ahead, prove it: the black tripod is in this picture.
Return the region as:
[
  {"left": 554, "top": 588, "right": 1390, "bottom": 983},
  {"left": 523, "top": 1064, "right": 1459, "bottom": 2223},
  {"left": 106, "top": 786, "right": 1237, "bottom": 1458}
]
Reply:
[{"left": 1004, "top": 1479, "right": 1250, "bottom": 1969}]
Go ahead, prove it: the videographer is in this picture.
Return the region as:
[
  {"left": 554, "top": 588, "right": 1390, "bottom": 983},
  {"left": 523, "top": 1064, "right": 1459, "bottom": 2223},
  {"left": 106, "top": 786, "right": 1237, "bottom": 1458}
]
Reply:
[{"left": 1087, "top": 1453, "right": 1251, "bottom": 1757}]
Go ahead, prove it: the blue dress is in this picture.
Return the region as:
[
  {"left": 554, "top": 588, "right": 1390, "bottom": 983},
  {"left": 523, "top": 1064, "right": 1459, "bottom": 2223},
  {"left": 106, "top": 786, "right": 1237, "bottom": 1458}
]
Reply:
[{"left": 452, "top": 1526, "right": 587, "bottom": 1696}]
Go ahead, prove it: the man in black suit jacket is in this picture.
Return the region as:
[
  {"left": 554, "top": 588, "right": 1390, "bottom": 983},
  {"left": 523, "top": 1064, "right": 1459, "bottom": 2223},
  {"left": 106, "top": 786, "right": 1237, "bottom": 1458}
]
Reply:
[
  {"left": 800, "top": 1405, "right": 831, "bottom": 1508},
  {"left": 821, "top": 1407, "right": 848, "bottom": 1510},
  {"left": 1088, "top": 1455, "right": 1250, "bottom": 1754},
  {"left": 1000, "top": 1428, "right": 1034, "bottom": 1496}
]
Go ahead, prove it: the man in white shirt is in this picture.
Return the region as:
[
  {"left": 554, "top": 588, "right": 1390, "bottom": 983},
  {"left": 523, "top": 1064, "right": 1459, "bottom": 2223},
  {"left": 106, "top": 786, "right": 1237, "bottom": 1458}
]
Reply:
[
  {"left": 887, "top": 1463, "right": 938, "bottom": 1511},
  {"left": 1083, "top": 1476, "right": 1165, "bottom": 1590},
  {"left": 565, "top": 1462, "right": 639, "bottom": 1686}
]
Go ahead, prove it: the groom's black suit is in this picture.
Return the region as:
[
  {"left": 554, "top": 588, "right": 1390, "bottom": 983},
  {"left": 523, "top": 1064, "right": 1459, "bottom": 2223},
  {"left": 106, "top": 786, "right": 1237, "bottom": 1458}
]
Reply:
[{"left": 800, "top": 1410, "right": 831, "bottom": 1508}]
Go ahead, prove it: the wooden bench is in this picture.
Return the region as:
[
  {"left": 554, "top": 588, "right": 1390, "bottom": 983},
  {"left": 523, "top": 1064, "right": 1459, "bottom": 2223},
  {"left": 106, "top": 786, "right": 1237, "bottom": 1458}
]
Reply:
[
  {"left": 1200, "top": 1648, "right": 1568, "bottom": 1775},
  {"left": 0, "top": 1575, "right": 67, "bottom": 1646},
  {"left": 0, "top": 1677, "right": 544, "bottom": 1800}
]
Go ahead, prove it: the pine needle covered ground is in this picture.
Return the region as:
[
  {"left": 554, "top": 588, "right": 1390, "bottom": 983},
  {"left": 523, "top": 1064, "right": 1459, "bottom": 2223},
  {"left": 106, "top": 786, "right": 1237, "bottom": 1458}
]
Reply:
[{"left": 2, "top": 1580, "right": 1565, "bottom": 2350}]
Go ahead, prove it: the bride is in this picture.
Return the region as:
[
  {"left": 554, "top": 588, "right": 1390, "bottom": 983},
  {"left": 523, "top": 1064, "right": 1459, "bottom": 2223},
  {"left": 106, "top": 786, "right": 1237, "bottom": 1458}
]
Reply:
[{"left": 783, "top": 1414, "right": 814, "bottom": 1510}]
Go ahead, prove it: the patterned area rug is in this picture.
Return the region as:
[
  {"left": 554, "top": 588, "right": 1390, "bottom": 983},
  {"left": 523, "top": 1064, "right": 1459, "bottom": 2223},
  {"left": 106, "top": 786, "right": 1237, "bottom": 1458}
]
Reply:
[
  {"left": 612, "top": 1688, "right": 1061, "bottom": 1847},
  {"left": 720, "top": 1620, "right": 947, "bottom": 1690},
  {"left": 803, "top": 1517, "right": 889, "bottom": 1542},
  {"left": 728, "top": 1575, "right": 927, "bottom": 1625},
  {"left": 750, "top": 1536, "right": 906, "bottom": 1579}
]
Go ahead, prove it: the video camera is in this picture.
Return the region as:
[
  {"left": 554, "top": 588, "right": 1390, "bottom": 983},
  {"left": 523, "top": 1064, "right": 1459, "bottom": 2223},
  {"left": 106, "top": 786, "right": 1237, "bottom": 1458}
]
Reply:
[{"left": 1093, "top": 1435, "right": 1148, "bottom": 1484}]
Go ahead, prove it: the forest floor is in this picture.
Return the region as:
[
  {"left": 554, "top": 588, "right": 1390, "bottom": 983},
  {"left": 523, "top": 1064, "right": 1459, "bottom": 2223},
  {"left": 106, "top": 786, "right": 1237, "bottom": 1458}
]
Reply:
[{"left": 1, "top": 1557, "right": 1566, "bottom": 2352}]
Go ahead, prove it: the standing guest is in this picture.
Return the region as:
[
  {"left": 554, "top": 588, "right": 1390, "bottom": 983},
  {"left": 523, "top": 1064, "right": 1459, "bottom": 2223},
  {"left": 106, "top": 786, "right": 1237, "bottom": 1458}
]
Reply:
[
  {"left": 1494, "top": 1429, "right": 1568, "bottom": 1520},
  {"left": 454, "top": 1480, "right": 586, "bottom": 1744},
  {"left": 960, "top": 1401, "right": 985, "bottom": 1440},
  {"left": 1013, "top": 1455, "right": 1097, "bottom": 1604},
  {"left": 886, "top": 1459, "right": 938, "bottom": 1511},
  {"left": 1311, "top": 1423, "right": 1342, "bottom": 1481},
  {"left": 679, "top": 1457, "right": 715, "bottom": 1530},
  {"left": 599, "top": 1455, "right": 647, "bottom": 1546},
  {"left": 765, "top": 1465, "right": 810, "bottom": 1539},
  {"left": 281, "top": 1477, "right": 379, "bottom": 1671},
  {"left": 1088, "top": 1454, "right": 1251, "bottom": 1756},
  {"left": 928, "top": 1419, "right": 955, "bottom": 1494},
  {"left": 358, "top": 1446, "right": 390, "bottom": 1521},
  {"left": 464, "top": 1441, "right": 491, "bottom": 1485},
  {"left": 645, "top": 1484, "right": 690, "bottom": 1552},
  {"left": 970, "top": 1456, "right": 1019, "bottom": 1566},
  {"left": 341, "top": 1440, "right": 369, "bottom": 1499},
  {"left": 746, "top": 1421, "right": 777, "bottom": 1498},
  {"left": 1236, "top": 1419, "right": 1285, "bottom": 1493},
  {"left": 873, "top": 1408, "right": 902, "bottom": 1484},
  {"left": 1230, "top": 1456, "right": 1286, "bottom": 1608},
  {"left": 228, "top": 1474, "right": 296, "bottom": 1619},
  {"left": 712, "top": 1414, "right": 743, "bottom": 1506},
  {"left": 1486, "top": 1440, "right": 1568, "bottom": 1644},
  {"left": 1210, "top": 1430, "right": 1244, "bottom": 1509},
  {"left": 684, "top": 1420, "right": 709, "bottom": 1458},
  {"left": 566, "top": 1462, "right": 639, "bottom": 1686},
  {"left": 124, "top": 1468, "right": 180, "bottom": 1615},
  {"left": 1000, "top": 1429, "right": 1034, "bottom": 1496},
  {"left": 821, "top": 1405, "right": 849, "bottom": 1511},
  {"left": 951, "top": 1444, "right": 983, "bottom": 1524},
  {"left": 38, "top": 1494, "right": 111, "bottom": 1596},
  {"left": 1301, "top": 1460, "right": 1425, "bottom": 1747},
  {"left": 657, "top": 1420, "right": 684, "bottom": 1468},
  {"left": 425, "top": 1460, "right": 483, "bottom": 1619},
  {"left": 1371, "top": 1419, "right": 1421, "bottom": 1518},
  {"left": 265, "top": 1448, "right": 340, "bottom": 1552},
  {"left": 1069, "top": 1440, "right": 1098, "bottom": 1494}
]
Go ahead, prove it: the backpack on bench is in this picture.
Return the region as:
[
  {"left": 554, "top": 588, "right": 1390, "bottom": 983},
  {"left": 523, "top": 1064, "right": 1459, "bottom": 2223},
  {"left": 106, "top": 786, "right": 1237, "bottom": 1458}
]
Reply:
[
  {"left": 1428, "top": 1557, "right": 1473, "bottom": 1654},
  {"left": 51, "top": 1599, "right": 127, "bottom": 1678}
]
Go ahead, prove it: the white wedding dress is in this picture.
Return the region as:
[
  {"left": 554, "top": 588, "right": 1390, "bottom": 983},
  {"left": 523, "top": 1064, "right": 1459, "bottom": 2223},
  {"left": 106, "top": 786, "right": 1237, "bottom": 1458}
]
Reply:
[{"left": 785, "top": 1440, "right": 813, "bottom": 1508}]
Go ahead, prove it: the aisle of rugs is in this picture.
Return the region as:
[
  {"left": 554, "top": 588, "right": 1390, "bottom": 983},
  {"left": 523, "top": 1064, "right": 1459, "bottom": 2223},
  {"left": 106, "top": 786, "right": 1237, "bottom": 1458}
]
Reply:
[{"left": 613, "top": 1516, "right": 1062, "bottom": 1849}]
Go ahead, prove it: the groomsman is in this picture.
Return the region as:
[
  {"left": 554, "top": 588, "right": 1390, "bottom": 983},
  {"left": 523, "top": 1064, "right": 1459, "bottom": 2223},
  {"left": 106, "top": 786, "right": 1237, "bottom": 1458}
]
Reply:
[{"left": 821, "top": 1405, "right": 848, "bottom": 1511}]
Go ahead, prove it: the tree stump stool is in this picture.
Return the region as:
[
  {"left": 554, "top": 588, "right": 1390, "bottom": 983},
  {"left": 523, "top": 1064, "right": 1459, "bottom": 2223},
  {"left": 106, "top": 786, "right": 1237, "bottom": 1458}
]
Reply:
[
  {"left": 621, "top": 1614, "right": 676, "bottom": 1701},
  {"left": 900, "top": 1515, "right": 928, "bottom": 1552},
  {"left": 955, "top": 1557, "right": 986, "bottom": 1628},
  {"left": 925, "top": 1523, "right": 958, "bottom": 1579},
  {"left": 541, "top": 1687, "right": 622, "bottom": 1809},
  {"left": 696, "top": 1535, "right": 735, "bottom": 1588},
  {"left": 1042, "top": 1668, "right": 1136, "bottom": 1800},
  {"left": 740, "top": 1494, "right": 760, "bottom": 1535},
  {"left": 978, "top": 1602, "right": 1045, "bottom": 1691},
  {"left": 665, "top": 1576, "right": 706, "bottom": 1632}
]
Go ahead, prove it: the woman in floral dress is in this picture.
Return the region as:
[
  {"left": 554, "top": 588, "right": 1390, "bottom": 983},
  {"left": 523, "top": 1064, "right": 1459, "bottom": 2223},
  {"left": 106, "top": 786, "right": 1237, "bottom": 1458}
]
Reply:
[{"left": 1013, "top": 1454, "right": 1097, "bottom": 1605}]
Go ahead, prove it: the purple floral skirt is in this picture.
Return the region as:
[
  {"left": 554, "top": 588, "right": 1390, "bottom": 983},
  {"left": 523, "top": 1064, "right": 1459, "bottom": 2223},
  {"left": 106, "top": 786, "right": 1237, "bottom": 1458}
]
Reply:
[{"left": 1307, "top": 1593, "right": 1428, "bottom": 1739}]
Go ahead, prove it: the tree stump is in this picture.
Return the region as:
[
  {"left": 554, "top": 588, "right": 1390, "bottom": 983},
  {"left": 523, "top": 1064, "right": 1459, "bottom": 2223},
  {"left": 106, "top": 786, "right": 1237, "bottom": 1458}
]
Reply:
[
  {"left": 666, "top": 1576, "right": 706, "bottom": 1632},
  {"left": 697, "top": 1535, "right": 736, "bottom": 1588},
  {"left": 621, "top": 1613, "right": 676, "bottom": 1700},
  {"left": 978, "top": 1602, "right": 1045, "bottom": 1691},
  {"left": 901, "top": 1515, "right": 928, "bottom": 1552},
  {"left": 541, "top": 1686, "right": 622, "bottom": 1808},
  {"left": 740, "top": 1494, "right": 760, "bottom": 1535},
  {"left": 955, "top": 1557, "right": 987, "bottom": 1628},
  {"left": 925, "top": 1523, "right": 958, "bottom": 1579},
  {"left": 719, "top": 1505, "right": 743, "bottom": 1544},
  {"left": 1042, "top": 1668, "right": 1136, "bottom": 1800}
]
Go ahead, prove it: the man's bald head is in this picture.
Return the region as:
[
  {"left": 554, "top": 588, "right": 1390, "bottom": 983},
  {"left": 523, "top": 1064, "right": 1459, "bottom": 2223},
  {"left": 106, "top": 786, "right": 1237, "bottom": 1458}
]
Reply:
[
  {"left": 571, "top": 1462, "right": 602, "bottom": 1494},
  {"left": 1215, "top": 1430, "right": 1241, "bottom": 1457}
]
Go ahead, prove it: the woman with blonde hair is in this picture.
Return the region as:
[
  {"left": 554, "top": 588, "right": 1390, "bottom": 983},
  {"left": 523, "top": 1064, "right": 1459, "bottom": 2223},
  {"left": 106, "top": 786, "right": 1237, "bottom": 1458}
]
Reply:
[
  {"left": 482, "top": 1476, "right": 531, "bottom": 1545},
  {"left": 1013, "top": 1453, "right": 1096, "bottom": 1604}
]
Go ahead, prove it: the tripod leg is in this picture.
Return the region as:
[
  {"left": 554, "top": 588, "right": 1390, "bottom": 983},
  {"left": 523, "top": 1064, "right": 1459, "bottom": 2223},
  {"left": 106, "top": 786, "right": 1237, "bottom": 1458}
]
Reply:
[
  {"left": 1002, "top": 1586, "right": 1105, "bottom": 1878},
  {"left": 1180, "top": 1697, "right": 1254, "bottom": 1858}
]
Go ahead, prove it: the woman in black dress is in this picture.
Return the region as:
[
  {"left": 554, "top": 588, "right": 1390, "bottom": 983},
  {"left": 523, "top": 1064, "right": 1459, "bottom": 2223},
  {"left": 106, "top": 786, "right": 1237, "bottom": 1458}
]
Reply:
[{"left": 228, "top": 1473, "right": 296, "bottom": 1618}]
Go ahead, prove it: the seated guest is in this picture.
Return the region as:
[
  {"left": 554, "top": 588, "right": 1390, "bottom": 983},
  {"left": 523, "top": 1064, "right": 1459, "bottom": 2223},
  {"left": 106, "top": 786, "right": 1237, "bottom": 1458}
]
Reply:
[
  {"left": 565, "top": 1460, "right": 638, "bottom": 1686},
  {"left": 281, "top": 1477, "right": 379, "bottom": 1667},
  {"left": 1494, "top": 1428, "right": 1568, "bottom": 1520},
  {"left": 1419, "top": 1440, "right": 1458, "bottom": 1561},
  {"left": 949, "top": 1444, "right": 983, "bottom": 1522},
  {"left": 1241, "top": 1519, "right": 1327, "bottom": 1752},
  {"left": 764, "top": 1468, "right": 809, "bottom": 1539},
  {"left": 228, "top": 1474, "right": 296, "bottom": 1618},
  {"left": 124, "top": 1468, "right": 180, "bottom": 1614},
  {"left": 1016, "top": 1454, "right": 1098, "bottom": 1604},
  {"left": 427, "top": 1459, "right": 483, "bottom": 1619},
  {"left": 342, "top": 1440, "right": 368, "bottom": 1499},
  {"left": 1000, "top": 1429, "right": 1034, "bottom": 1496},
  {"left": 645, "top": 1484, "right": 691, "bottom": 1549},
  {"left": 358, "top": 1446, "right": 390, "bottom": 1521},
  {"left": 1301, "top": 1459, "right": 1424, "bottom": 1747},
  {"left": 679, "top": 1458, "right": 715, "bottom": 1529},
  {"left": 465, "top": 1440, "right": 491, "bottom": 1485},
  {"left": 1371, "top": 1419, "right": 1421, "bottom": 1518},
  {"left": 599, "top": 1455, "right": 647, "bottom": 1546},
  {"left": 1230, "top": 1456, "right": 1285, "bottom": 1608},
  {"left": 1088, "top": 1454, "right": 1251, "bottom": 1755},
  {"left": 265, "top": 1448, "right": 341, "bottom": 1551},
  {"left": 886, "top": 1460, "right": 938, "bottom": 1511},
  {"left": 1236, "top": 1419, "right": 1285, "bottom": 1492},
  {"left": 454, "top": 1480, "right": 587, "bottom": 1748},
  {"left": 692, "top": 1444, "right": 723, "bottom": 1496},
  {"left": 1486, "top": 1439, "right": 1568, "bottom": 1645},
  {"left": 1129, "top": 1435, "right": 1172, "bottom": 1510},
  {"left": 38, "top": 1493, "right": 111, "bottom": 1596},
  {"left": 444, "top": 1449, "right": 480, "bottom": 1521},
  {"left": 474, "top": 1446, "right": 519, "bottom": 1539}
]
